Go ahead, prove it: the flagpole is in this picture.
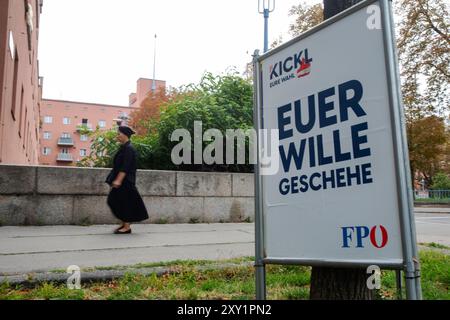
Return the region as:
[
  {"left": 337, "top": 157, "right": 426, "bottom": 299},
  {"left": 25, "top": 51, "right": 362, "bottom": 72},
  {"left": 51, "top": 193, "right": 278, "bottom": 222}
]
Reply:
[{"left": 152, "top": 34, "right": 157, "bottom": 92}]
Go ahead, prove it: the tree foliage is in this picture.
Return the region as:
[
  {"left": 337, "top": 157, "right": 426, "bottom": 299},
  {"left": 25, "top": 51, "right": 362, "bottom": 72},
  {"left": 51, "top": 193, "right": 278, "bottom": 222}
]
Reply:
[
  {"left": 288, "top": 2, "right": 324, "bottom": 37},
  {"left": 128, "top": 87, "right": 169, "bottom": 136},
  {"left": 396, "top": 0, "right": 450, "bottom": 117},
  {"left": 78, "top": 72, "right": 254, "bottom": 172},
  {"left": 407, "top": 115, "right": 448, "bottom": 186},
  {"left": 396, "top": 0, "right": 450, "bottom": 185},
  {"left": 269, "top": 2, "right": 323, "bottom": 49},
  {"left": 430, "top": 172, "right": 450, "bottom": 190},
  {"left": 152, "top": 72, "right": 254, "bottom": 172},
  {"left": 76, "top": 127, "right": 154, "bottom": 169}
]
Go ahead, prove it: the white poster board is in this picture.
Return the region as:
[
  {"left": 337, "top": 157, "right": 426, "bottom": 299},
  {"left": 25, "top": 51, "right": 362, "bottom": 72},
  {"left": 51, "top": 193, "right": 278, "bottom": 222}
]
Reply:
[{"left": 257, "top": 0, "right": 406, "bottom": 266}]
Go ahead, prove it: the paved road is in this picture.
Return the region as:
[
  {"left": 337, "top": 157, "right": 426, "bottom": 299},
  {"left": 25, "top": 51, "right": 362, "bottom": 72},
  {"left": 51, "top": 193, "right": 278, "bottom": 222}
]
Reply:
[
  {"left": 415, "top": 213, "right": 450, "bottom": 246},
  {"left": 0, "top": 211, "right": 448, "bottom": 275}
]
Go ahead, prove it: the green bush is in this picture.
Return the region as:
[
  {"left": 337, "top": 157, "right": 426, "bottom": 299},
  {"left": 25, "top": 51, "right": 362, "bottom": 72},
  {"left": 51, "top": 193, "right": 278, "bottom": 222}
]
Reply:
[
  {"left": 431, "top": 172, "right": 450, "bottom": 190},
  {"left": 79, "top": 71, "right": 254, "bottom": 173}
]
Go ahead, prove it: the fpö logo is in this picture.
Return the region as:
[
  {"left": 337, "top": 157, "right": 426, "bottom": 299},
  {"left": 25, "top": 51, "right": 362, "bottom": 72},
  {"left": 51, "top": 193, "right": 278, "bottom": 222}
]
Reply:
[
  {"left": 269, "top": 48, "right": 313, "bottom": 89},
  {"left": 341, "top": 225, "right": 388, "bottom": 249}
]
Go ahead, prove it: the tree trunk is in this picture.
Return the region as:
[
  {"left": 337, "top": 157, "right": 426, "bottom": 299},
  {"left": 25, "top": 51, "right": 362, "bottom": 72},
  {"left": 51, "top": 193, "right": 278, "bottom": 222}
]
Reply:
[
  {"left": 309, "top": 0, "right": 373, "bottom": 300},
  {"left": 310, "top": 267, "right": 374, "bottom": 300},
  {"left": 323, "top": 0, "right": 363, "bottom": 19}
]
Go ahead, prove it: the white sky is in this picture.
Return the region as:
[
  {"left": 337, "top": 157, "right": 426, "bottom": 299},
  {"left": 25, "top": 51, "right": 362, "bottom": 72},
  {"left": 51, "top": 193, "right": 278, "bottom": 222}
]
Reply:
[{"left": 38, "top": 0, "right": 321, "bottom": 106}]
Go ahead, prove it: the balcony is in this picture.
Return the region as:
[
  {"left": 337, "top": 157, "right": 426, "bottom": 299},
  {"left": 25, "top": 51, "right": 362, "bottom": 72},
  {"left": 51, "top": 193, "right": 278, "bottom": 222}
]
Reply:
[
  {"left": 56, "top": 153, "right": 73, "bottom": 162},
  {"left": 57, "top": 137, "right": 74, "bottom": 146},
  {"left": 76, "top": 124, "right": 93, "bottom": 132}
]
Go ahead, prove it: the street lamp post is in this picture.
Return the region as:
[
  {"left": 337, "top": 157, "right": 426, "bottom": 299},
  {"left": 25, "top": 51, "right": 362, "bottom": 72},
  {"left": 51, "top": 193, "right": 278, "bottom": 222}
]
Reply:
[{"left": 258, "top": 0, "right": 275, "bottom": 53}]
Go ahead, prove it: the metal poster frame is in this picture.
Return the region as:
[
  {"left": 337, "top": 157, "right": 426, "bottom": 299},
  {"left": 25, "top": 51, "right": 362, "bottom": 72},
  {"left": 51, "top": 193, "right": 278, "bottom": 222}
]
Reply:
[{"left": 253, "top": 0, "right": 421, "bottom": 300}]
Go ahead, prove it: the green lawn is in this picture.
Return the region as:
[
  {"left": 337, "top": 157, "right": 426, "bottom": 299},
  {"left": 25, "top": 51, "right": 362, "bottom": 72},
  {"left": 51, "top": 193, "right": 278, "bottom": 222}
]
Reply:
[
  {"left": 420, "top": 242, "right": 450, "bottom": 250},
  {"left": 0, "top": 250, "right": 448, "bottom": 300},
  {"left": 414, "top": 198, "right": 450, "bottom": 204}
]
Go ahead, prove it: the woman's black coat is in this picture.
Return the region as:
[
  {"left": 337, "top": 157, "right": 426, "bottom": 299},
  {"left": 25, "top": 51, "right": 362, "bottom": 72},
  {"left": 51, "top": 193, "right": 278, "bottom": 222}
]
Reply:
[{"left": 106, "top": 141, "right": 149, "bottom": 223}]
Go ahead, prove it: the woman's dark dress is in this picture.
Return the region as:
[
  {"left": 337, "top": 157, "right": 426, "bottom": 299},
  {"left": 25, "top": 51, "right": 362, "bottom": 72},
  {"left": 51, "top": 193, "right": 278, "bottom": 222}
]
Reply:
[{"left": 105, "top": 141, "right": 149, "bottom": 223}]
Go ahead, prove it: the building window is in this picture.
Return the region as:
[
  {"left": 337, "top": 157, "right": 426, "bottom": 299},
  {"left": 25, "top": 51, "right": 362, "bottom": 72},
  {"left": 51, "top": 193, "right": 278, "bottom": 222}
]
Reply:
[
  {"left": 99, "top": 120, "right": 106, "bottom": 128},
  {"left": 43, "top": 147, "right": 51, "bottom": 155},
  {"left": 26, "top": 3, "right": 34, "bottom": 35},
  {"left": 61, "top": 148, "right": 70, "bottom": 154},
  {"left": 63, "top": 117, "right": 71, "bottom": 125},
  {"left": 43, "top": 131, "right": 51, "bottom": 140},
  {"left": 8, "top": 31, "right": 15, "bottom": 60},
  {"left": 11, "top": 48, "right": 19, "bottom": 120},
  {"left": 19, "top": 88, "right": 24, "bottom": 137},
  {"left": 80, "top": 134, "right": 88, "bottom": 141},
  {"left": 44, "top": 116, "right": 53, "bottom": 124},
  {"left": 80, "top": 149, "right": 87, "bottom": 157},
  {"left": 62, "top": 132, "right": 70, "bottom": 138}
]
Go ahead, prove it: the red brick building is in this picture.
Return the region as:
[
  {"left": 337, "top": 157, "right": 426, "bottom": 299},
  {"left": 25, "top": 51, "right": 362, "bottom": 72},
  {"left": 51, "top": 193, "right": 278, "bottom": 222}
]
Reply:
[{"left": 0, "top": 0, "right": 43, "bottom": 165}]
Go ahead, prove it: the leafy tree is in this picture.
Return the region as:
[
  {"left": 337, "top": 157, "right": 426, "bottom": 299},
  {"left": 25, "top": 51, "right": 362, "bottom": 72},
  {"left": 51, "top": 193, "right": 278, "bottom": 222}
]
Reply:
[
  {"left": 77, "top": 128, "right": 119, "bottom": 168},
  {"left": 128, "top": 87, "right": 179, "bottom": 136},
  {"left": 269, "top": 1, "right": 323, "bottom": 50},
  {"left": 395, "top": 0, "right": 450, "bottom": 187},
  {"left": 153, "top": 71, "right": 254, "bottom": 172},
  {"left": 288, "top": 1, "right": 324, "bottom": 37},
  {"left": 78, "top": 72, "right": 254, "bottom": 172},
  {"left": 430, "top": 172, "right": 450, "bottom": 190},
  {"left": 76, "top": 127, "right": 154, "bottom": 169},
  {"left": 441, "top": 125, "right": 450, "bottom": 174},
  {"left": 408, "top": 115, "right": 448, "bottom": 186},
  {"left": 396, "top": 0, "right": 450, "bottom": 117}
]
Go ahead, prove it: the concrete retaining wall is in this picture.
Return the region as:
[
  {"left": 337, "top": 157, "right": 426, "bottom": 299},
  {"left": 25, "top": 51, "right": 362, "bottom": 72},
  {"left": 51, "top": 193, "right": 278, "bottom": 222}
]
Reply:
[{"left": 0, "top": 165, "right": 255, "bottom": 226}]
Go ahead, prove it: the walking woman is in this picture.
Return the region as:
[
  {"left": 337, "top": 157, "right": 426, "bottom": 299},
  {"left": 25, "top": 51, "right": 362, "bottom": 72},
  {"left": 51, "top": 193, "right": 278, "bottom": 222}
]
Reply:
[{"left": 105, "top": 126, "right": 149, "bottom": 234}]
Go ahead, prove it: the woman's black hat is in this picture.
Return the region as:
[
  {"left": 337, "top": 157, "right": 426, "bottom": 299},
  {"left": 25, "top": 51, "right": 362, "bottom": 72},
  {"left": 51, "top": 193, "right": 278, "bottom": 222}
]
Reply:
[{"left": 118, "top": 126, "right": 136, "bottom": 138}]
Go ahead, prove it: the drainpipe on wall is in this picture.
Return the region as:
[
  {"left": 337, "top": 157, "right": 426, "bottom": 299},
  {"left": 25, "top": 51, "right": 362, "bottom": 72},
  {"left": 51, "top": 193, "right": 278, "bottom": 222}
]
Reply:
[{"left": 0, "top": 1, "right": 12, "bottom": 163}]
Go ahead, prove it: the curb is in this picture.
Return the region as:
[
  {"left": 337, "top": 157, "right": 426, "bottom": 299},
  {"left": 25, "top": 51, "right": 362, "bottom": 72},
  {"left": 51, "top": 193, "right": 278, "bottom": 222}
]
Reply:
[
  {"left": 414, "top": 210, "right": 450, "bottom": 215},
  {"left": 0, "top": 262, "right": 254, "bottom": 288},
  {"left": 0, "top": 267, "right": 169, "bottom": 288},
  {"left": 418, "top": 245, "right": 450, "bottom": 256}
]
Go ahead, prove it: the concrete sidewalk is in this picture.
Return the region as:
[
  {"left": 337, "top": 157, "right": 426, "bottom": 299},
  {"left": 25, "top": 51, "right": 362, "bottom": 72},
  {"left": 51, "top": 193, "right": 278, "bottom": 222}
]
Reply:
[
  {"left": 0, "top": 223, "right": 254, "bottom": 275},
  {"left": 413, "top": 207, "right": 450, "bottom": 214}
]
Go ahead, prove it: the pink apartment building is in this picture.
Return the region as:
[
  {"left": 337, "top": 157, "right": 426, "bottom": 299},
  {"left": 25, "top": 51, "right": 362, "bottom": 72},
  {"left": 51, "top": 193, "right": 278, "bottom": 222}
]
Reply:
[
  {"left": 39, "top": 78, "right": 166, "bottom": 166},
  {"left": 0, "top": 0, "right": 43, "bottom": 165},
  {"left": 39, "top": 99, "right": 135, "bottom": 166}
]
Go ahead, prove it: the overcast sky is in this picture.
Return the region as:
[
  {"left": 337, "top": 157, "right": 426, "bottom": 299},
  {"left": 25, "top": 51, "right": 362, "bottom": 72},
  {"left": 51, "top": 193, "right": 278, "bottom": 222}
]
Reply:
[{"left": 38, "top": 0, "right": 321, "bottom": 106}]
